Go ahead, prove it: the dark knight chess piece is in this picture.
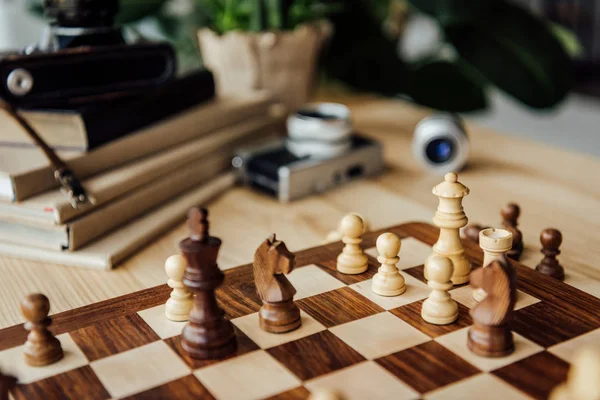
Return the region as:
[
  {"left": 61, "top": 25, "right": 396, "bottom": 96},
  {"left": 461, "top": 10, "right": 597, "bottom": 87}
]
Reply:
[
  {"left": 468, "top": 256, "right": 517, "bottom": 357},
  {"left": 501, "top": 203, "right": 524, "bottom": 260},
  {"left": 536, "top": 228, "right": 565, "bottom": 281},
  {"left": 180, "top": 207, "right": 237, "bottom": 359},
  {"left": 254, "top": 234, "right": 301, "bottom": 333}
]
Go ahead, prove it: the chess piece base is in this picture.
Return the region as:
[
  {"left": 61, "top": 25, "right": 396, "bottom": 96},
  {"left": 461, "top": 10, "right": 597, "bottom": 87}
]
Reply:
[
  {"left": 467, "top": 324, "right": 514, "bottom": 357},
  {"left": 536, "top": 263, "right": 565, "bottom": 281},
  {"left": 421, "top": 299, "right": 458, "bottom": 325},
  {"left": 473, "top": 287, "right": 486, "bottom": 302},
  {"left": 372, "top": 284, "right": 406, "bottom": 297},
  {"left": 165, "top": 310, "right": 189, "bottom": 322},
  {"left": 165, "top": 299, "right": 192, "bottom": 322},
  {"left": 24, "top": 337, "right": 64, "bottom": 367},
  {"left": 336, "top": 253, "right": 368, "bottom": 275},
  {"left": 181, "top": 319, "right": 237, "bottom": 360},
  {"left": 259, "top": 301, "right": 301, "bottom": 334}
]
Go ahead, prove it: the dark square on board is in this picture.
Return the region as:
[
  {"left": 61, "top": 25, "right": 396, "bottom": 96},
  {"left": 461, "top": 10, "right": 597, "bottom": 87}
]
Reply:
[
  {"left": 390, "top": 300, "right": 473, "bottom": 338},
  {"left": 120, "top": 374, "right": 215, "bottom": 400}
]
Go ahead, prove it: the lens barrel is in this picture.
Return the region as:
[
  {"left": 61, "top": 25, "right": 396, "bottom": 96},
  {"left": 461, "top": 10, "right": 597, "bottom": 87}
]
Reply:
[{"left": 43, "top": 0, "right": 119, "bottom": 27}]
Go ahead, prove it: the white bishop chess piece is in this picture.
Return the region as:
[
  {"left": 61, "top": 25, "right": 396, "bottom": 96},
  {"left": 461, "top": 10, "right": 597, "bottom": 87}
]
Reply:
[
  {"left": 371, "top": 232, "right": 406, "bottom": 296},
  {"left": 421, "top": 255, "right": 458, "bottom": 325},
  {"left": 336, "top": 214, "right": 368, "bottom": 275},
  {"left": 164, "top": 254, "right": 193, "bottom": 321}
]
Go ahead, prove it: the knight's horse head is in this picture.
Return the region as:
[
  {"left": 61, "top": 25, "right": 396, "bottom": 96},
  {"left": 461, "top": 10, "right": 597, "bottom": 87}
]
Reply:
[{"left": 267, "top": 234, "right": 296, "bottom": 274}]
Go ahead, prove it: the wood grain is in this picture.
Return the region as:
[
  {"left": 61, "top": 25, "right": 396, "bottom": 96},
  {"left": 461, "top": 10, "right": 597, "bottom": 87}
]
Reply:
[
  {"left": 390, "top": 300, "right": 473, "bottom": 338},
  {"left": 263, "top": 386, "right": 310, "bottom": 400},
  {"left": 492, "top": 351, "right": 569, "bottom": 400},
  {"left": 120, "top": 374, "right": 215, "bottom": 400},
  {"left": 266, "top": 330, "right": 365, "bottom": 380},
  {"left": 376, "top": 341, "right": 480, "bottom": 394}
]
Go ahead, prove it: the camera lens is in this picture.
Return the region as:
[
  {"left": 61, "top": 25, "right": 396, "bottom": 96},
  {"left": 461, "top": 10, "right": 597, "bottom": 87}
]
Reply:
[
  {"left": 425, "top": 138, "right": 454, "bottom": 164},
  {"left": 44, "top": 0, "right": 119, "bottom": 27}
]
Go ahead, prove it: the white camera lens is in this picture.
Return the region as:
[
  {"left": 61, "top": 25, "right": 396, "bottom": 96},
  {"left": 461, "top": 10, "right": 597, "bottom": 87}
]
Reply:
[{"left": 412, "top": 114, "right": 469, "bottom": 174}]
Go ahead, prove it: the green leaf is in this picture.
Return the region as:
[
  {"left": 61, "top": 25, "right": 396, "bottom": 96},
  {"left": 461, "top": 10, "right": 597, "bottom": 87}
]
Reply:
[
  {"left": 407, "top": 61, "right": 487, "bottom": 112},
  {"left": 116, "top": 0, "right": 168, "bottom": 24},
  {"left": 444, "top": 2, "right": 572, "bottom": 108}
]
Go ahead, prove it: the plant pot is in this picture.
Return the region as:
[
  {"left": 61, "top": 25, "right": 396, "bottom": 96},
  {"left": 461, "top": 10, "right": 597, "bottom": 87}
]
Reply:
[{"left": 198, "top": 22, "right": 331, "bottom": 113}]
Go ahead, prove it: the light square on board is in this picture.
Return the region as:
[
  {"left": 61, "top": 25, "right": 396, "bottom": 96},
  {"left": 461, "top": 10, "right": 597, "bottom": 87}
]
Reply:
[
  {"left": 90, "top": 340, "right": 190, "bottom": 399},
  {"left": 435, "top": 327, "right": 543, "bottom": 372},
  {"left": 549, "top": 328, "right": 600, "bottom": 363},
  {"left": 304, "top": 361, "right": 419, "bottom": 400},
  {"left": 329, "top": 312, "right": 430, "bottom": 360},
  {"left": 423, "top": 373, "right": 534, "bottom": 400},
  {"left": 137, "top": 304, "right": 186, "bottom": 339},
  {"left": 449, "top": 286, "right": 540, "bottom": 311},
  {"left": 194, "top": 350, "right": 301, "bottom": 400},
  {"left": 365, "top": 237, "right": 432, "bottom": 270},
  {"left": 0, "top": 333, "right": 88, "bottom": 384},
  {"left": 232, "top": 310, "right": 326, "bottom": 349},
  {"left": 287, "top": 264, "right": 346, "bottom": 300},
  {"left": 349, "top": 273, "right": 429, "bottom": 310}
]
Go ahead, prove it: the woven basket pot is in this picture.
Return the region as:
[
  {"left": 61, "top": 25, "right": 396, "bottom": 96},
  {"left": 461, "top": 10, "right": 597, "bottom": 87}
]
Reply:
[{"left": 198, "top": 22, "right": 331, "bottom": 113}]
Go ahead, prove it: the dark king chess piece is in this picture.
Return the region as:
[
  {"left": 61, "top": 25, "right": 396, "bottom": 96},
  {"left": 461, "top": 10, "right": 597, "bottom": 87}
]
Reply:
[
  {"left": 254, "top": 234, "right": 301, "bottom": 333},
  {"left": 536, "top": 228, "right": 565, "bottom": 281},
  {"left": 180, "top": 208, "right": 237, "bottom": 359},
  {"left": 468, "top": 256, "right": 517, "bottom": 357},
  {"left": 21, "top": 293, "right": 64, "bottom": 366},
  {"left": 501, "top": 203, "right": 524, "bottom": 261}
]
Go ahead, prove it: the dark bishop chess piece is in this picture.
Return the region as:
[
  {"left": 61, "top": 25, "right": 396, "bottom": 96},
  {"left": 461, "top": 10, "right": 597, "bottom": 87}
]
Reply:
[
  {"left": 464, "top": 224, "right": 487, "bottom": 244},
  {"left": 0, "top": 371, "right": 16, "bottom": 400},
  {"left": 536, "top": 228, "right": 565, "bottom": 281},
  {"left": 501, "top": 203, "right": 524, "bottom": 260},
  {"left": 468, "top": 256, "right": 517, "bottom": 357},
  {"left": 254, "top": 234, "right": 301, "bottom": 333},
  {"left": 180, "top": 207, "right": 237, "bottom": 359},
  {"left": 21, "top": 293, "right": 64, "bottom": 366}
]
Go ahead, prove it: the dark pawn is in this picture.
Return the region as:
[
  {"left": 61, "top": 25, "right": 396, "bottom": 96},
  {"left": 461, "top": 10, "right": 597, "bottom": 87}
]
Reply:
[
  {"left": 464, "top": 224, "right": 486, "bottom": 244},
  {"left": 501, "top": 203, "right": 524, "bottom": 260},
  {"left": 536, "top": 229, "right": 565, "bottom": 281},
  {"left": 21, "top": 294, "right": 64, "bottom": 367},
  {"left": 0, "top": 371, "right": 16, "bottom": 400},
  {"left": 468, "top": 256, "right": 516, "bottom": 357},
  {"left": 180, "top": 208, "right": 237, "bottom": 359}
]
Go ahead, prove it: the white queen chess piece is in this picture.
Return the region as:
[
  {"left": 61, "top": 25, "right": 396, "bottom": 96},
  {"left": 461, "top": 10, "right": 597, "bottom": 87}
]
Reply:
[
  {"left": 421, "top": 255, "right": 458, "bottom": 325},
  {"left": 372, "top": 232, "right": 406, "bottom": 296}
]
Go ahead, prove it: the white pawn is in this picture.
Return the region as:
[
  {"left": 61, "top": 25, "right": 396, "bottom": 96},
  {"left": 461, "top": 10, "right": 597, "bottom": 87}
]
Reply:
[
  {"left": 372, "top": 233, "right": 406, "bottom": 296},
  {"left": 336, "top": 214, "right": 368, "bottom": 274},
  {"left": 421, "top": 255, "right": 458, "bottom": 325},
  {"left": 550, "top": 346, "right": 600, "bottom": 400},
  {"left": 165, "top": 254, "right": 193, "bottom": 322}
]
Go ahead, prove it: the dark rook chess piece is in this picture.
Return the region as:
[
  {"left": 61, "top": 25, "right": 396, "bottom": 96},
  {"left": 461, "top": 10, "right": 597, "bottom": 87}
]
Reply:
[
  {"left": 21, "top": 294, "right": 64, "bottom": 366},
  {"left": 536, "top": 228, "right": 565, "bottom": 281},
  {"left": 501, "top": 203, "right": 524, "bottom": 260},
  {"left": 254, "top": 234, "right": 301, "bottom": 333},
  {"left": 468, "top": 256, "right": 516, "bottom": 357},
  {"left": 0, "top": 371, "right": 16, "bottom": 400},
  {"left": 180, "top": 207, "right": 237, "bottom": 359}
]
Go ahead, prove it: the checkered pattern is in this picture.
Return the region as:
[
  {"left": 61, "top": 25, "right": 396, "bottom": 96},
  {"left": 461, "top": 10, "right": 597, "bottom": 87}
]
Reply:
[{"left": 1, "top": 235, "right": 599, "bottom": 400}]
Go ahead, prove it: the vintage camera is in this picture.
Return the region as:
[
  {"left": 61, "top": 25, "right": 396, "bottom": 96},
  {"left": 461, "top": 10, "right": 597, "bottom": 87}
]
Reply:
[
  {"left": 0, "top": 0, "right": 175, "bottom": 108},
  {"left": 233, "top": 103, "right": 384, "bottom": 202},
  {"left": 412, "top": 114, "right": 469, "bottom": 174}
]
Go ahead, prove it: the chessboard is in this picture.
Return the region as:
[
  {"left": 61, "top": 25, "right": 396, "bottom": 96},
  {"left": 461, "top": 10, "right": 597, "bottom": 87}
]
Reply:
[{"left": 1, "top": 222, "right": 598, "bottom": 400}]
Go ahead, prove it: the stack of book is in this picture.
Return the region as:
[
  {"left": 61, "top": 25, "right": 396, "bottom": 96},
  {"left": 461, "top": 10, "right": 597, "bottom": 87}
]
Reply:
[{"left": 0, "top": 71, "right": 281, "bottom": 269}]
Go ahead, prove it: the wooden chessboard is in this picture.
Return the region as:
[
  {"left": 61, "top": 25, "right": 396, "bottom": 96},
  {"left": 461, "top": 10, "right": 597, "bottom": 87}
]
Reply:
[{"left": 1, "top": 222, "right": 599, "bottom": 400}]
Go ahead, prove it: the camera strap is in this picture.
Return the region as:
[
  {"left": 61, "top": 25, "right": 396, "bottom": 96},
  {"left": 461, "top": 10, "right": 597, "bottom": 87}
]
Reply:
[{"left": 0, "top": 99, "right": 95, "bottom": 208}]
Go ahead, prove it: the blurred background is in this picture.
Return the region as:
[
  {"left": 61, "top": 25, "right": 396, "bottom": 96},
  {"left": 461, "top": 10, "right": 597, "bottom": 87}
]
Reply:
[{"left": 1, "top": 0, "right": 599, "bottom": 155}]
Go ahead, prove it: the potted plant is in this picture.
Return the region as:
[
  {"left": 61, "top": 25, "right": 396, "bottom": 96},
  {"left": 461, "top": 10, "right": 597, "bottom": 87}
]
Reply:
[{"left": 197, "top": 0, "right": 336, "bottom": 112}]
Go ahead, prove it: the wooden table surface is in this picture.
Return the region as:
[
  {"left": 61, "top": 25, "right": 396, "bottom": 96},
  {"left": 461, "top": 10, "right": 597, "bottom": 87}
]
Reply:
[{"left": 0, "top": 92, "right": 598, "bottom": 329}]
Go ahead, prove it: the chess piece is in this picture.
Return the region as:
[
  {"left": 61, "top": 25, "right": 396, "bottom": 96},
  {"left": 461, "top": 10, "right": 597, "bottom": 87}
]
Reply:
[
  {"left": 309, "top": 390, "right": 345, "bottom": 400},
  {"left": 0, "top": 371, "right": 16, "bottom": 400},
  {"left": 463, "top": 224, "right": 487, "bottom": 244},
  {"left": 501, "top": 203, "right": 524, "bottom": 260},
  {"left": 180, "top": 208, "right": 237, "bottom": 359},
  {"left": 536, "top": 228, "right": 565, "bottom": 281},
  {"left": 254, "top": 234, "right": 301, "bottom": 333},
  {"left": 336, "top": 213, "right": 368, "bottom": 274},
  {"left": 425, "top": 172, "right": 471, "bottom": 284},
  {"left": 422, "top": 256, "right": 458, "bottom": 325},
  {"left": 371, "top": 233, "right": 406, "bottom": 296},
  {"left": 473, "top": 228, "right": 513, "bottom": 302},
  {"left": 467, "top": 256, "right": 516, "bottom": 357},
  {"left": 549, "top": 346, "right": 600, "bottom": 400},
  {"left": 165, "top": 254, "right": 193, "bottom": 321},
  {"left": 21, "top": 293, "right": 64, "bottom": 366},
  {"left": 325, "top": 213, "right": 369, "bottom": 244}
]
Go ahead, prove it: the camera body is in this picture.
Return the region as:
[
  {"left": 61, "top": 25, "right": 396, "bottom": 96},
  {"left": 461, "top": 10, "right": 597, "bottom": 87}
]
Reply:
[
  {"left": 0, "top": 0, "right": 175, "bottom": 108},
  {"left": 412, "top": 114, "right": 469, "bottom": 174}
]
